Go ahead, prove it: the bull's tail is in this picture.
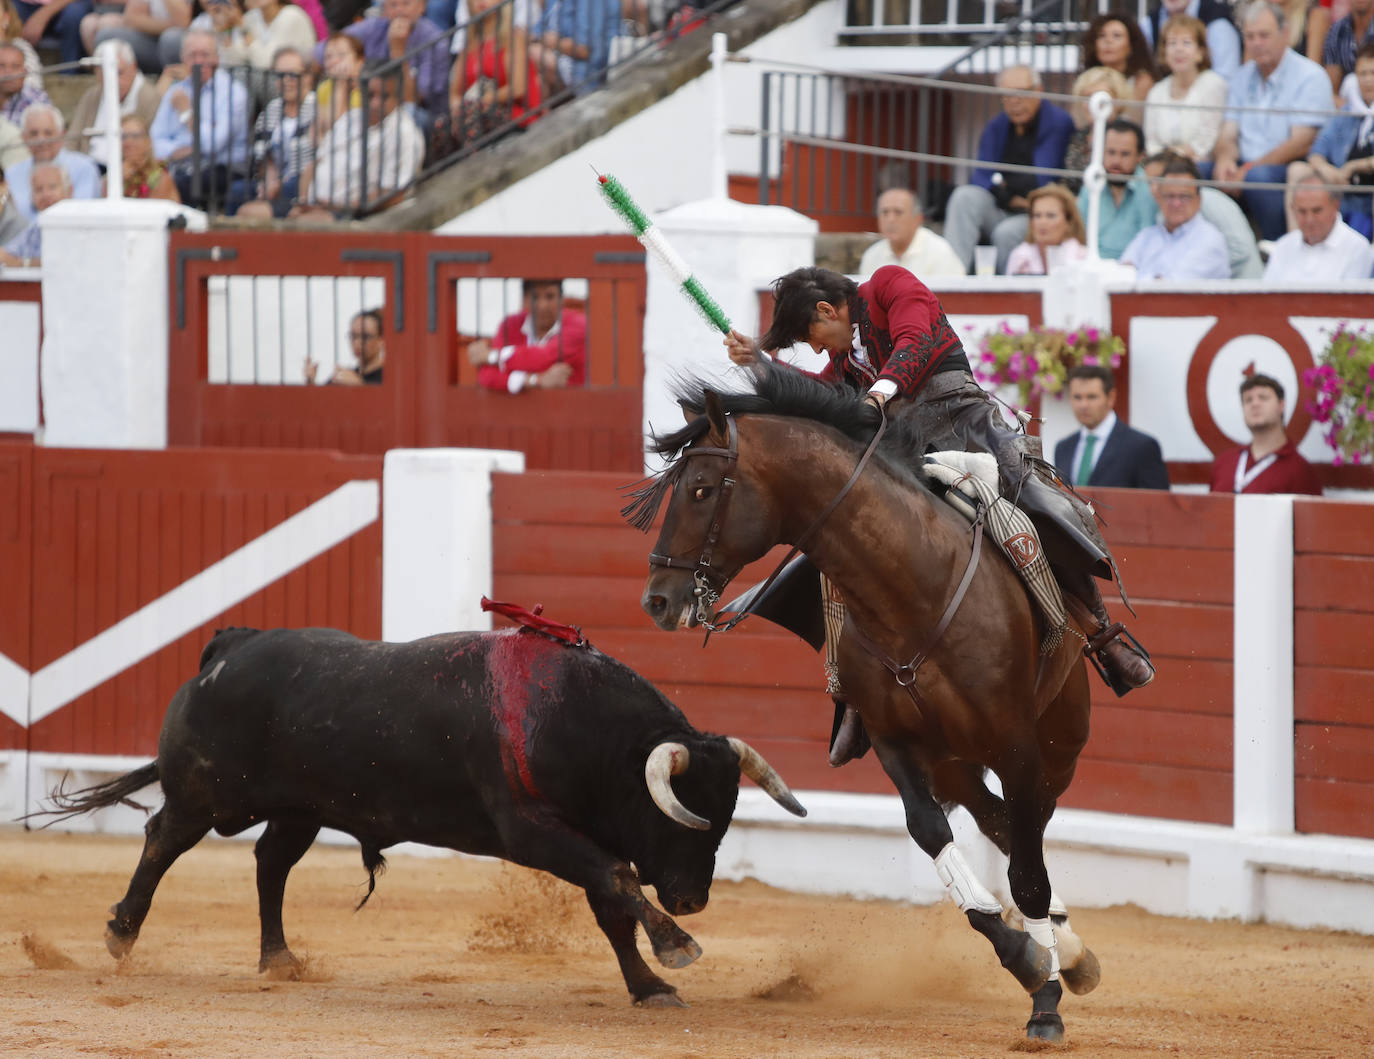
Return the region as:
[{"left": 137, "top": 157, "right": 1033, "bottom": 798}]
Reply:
[
  {"left": 22, "top": 762, "right": 161, "bottom": 827},
  {"left": 355, "top": 842, "right": 388, "bottom": 911}
]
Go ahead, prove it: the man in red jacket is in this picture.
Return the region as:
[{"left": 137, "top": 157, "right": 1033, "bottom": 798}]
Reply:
[
  {"left": 467, "top": 279, "right": 587, "bottom": 393},
  {"left": 1209, "top": 374, "right": 1322, "bottom": 496},
  {"left": 725, "top": 266, "right": 1153, "bottom": 761}
]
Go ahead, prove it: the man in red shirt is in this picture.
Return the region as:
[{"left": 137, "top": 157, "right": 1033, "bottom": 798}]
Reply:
[
  {"left": 1209, "top": 374, "right": 1323, "bottom": 496},
  {"left": 467, "top": 279, "right": 587, "bottom": 393},
  {"left": 726, "top": 265, "right": 1153, "bottom": 761}
]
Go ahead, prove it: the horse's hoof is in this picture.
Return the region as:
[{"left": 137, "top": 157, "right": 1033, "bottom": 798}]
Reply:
[
  {"left": 1026, "top": 1012, "right": 1065, "bottom": 1042},
  {"left": 104, "top": 926, "right": 136, "bottom": 961},
  {"left": 1060, "top": 946, "right": 1101, "bottom": 995},
  {"left": 635, "top": 990, "right": 688, "bottom": 1008},
  {"left": 1005, "top": 933, "right": 1054, "bottom": 994}
]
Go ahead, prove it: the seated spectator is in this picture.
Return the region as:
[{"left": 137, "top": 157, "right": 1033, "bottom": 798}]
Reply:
[
  {"left": 1054, "top": 364, "right": 1170, "bottom": 489},
  {"left": 87, "top": 0, "right": 194, "bottom": 74},
  {"left": 150, "top": 29, "right": 252, "bottom": 209},
  {"left": 13, "top": 0, "right": 92, "bottom": 68},
  {"left": 1213, "top": 2, "right": 1332, "bottom": 241},
  {"left": 120, "top": 114, "right": 180, "bottom": 199},
  {"left": 1081, "top": 12, "right": 1158, "bottom": 101},
  {"left": 0, "top": 113, "right": 24, "bottom": 167},
  {"left": 1209, "top": 373, "right": 1322, "bottom": 495},
  {"left": 318, "top": 0, "right": 449, "bottom": 122},
  {"left": 856, "top": 186, "right": 965, "bottom": 279},
  {"left": 529, "top": 0, "right": 619, "bottom": 96},
  {"left": 1063, "top": 65, "right": 1130, "bottom": 194},
  {"left": 305, "top": 308, "right": 385, "bottom": 384},
  {"left": 0, "top": 160, "right": 69, "bottom": 268},
  {"left": 214, "top": 0, "right": 318, "bottom": 69},
  {"left": 1299, "top": 41, "right": 1374, "bottom": 235},
  {"left": 293, "top": 67, "right": 424, "bottom": 217},
  {"left": 1005, "top": 184, "right": 1089, "bottom": 275},
  {"left": 7, "top": 105, "right": 100, "bottom": 218},
  {"left": 1140, "top": 0, "right": 1242, "bottom": 81},
  {"left": 0, "top": 162, "right": 24, "bottom": 245},
  {"left": 1122, "top": 154, "right": 1230, "bottom": 278},
  {"left": 1264, "top": 173, "right": 1374, "bottom": 278},
  {"left": 466, "top": 278, "right": 587, "bottom": 393},
  {"left": 1279, "top": 0, "right": 1332, "bottom": 66},
  {"left": 1322, "top": 0, "right": 1374, "bottom": 93},
  {"left": 236, "top": 47, "right": 315, "bottom": 218},
  {"left": 0, "top": 0, "right": 42, "bottom": 91},
  {"left": 1144, "top": 149, "right": 1264, "bottom": 276},
  {"left": 314, "top": 31, "right": 364, "bottom": 135},
  {"left": 1144, "top": 15, "right": 1229, "bottom": 172},
  {"left": 448, "top": 0, "right": 540, "bottom": 144},
  {"left": 1077, "top": 118, "right": 1158, "bottom": 259},
  {"left": 67, "top": 41, "right": 163, "bottom": 167},
  {"left": 0, "top": 39, "right": 47, "bottom": 126},
  {"left": 943, "top": 64, "right": 1075, "bottom": 274}
]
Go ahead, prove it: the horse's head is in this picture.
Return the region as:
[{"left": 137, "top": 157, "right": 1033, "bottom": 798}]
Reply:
[{"left": 638, "top": 392, "right": 781, "bottom": 631}]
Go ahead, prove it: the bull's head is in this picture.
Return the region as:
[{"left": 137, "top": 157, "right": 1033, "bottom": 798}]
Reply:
[{"left": 635, "top": 735, "right": 804, "bottom": 915}]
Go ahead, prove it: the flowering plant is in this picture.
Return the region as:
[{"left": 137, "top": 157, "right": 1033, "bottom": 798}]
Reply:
[
  {"left": 973, "top": 323, "right": 1125, "bottom": 407},
  {"left": 1303, "top": 324, "right": 1374, "bottom": 466}
]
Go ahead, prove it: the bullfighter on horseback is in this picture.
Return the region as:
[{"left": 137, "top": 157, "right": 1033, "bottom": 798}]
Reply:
[{"left": 724, "top": 264, "right": 1154, "bottom": 762}]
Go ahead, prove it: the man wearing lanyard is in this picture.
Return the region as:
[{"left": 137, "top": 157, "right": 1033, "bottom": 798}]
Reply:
[{"left": 1209, "top": 374, "right": 1323, "bottom": 495}]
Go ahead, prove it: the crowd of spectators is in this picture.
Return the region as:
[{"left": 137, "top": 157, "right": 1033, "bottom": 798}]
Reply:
[
  {"left": 867, "top": 0, "right": 1374, "bottom": 285},
  {"left": 0, "top": 0, "right": 692, "bottom": 220}
]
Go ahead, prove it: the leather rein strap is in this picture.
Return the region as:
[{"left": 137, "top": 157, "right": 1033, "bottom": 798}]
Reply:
[{"left": 845, "top": 511, "right": 985, "bottom": 718}]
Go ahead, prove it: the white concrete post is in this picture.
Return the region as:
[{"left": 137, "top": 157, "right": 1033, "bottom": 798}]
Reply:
[
  {"left": 382, "top": 448, "right": 526, "bottom": 642},
  {"left": 38, "top": 199, "right": 206, "bottom": 448},
  {"left": 1231, "top": 494, "right": 1296, "bottom": 836},
  {"left": 642, "top": 199, "right": 817, "bottom": 470}
]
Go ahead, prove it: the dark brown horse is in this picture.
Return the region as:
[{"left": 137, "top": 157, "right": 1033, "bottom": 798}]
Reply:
[{"left": 631, "top": 360, "right": 1102, "bottom": 1041}]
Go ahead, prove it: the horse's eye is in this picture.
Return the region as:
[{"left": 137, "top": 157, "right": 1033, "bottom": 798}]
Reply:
[{"left": 693, "top": 486, "right": 714, "bottom": 502}]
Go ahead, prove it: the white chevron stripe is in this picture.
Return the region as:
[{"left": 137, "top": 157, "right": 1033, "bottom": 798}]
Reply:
[
  {"left": 0, "top": 651, "right": 28, "bottom": 729},
  {"left": 27, "top": 480, "right": 380, "bottom": 726}
]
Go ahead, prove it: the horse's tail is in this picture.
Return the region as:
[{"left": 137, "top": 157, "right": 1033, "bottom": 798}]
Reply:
[{"left": 22, "top": 762, "right": 160, "bottom": 827}]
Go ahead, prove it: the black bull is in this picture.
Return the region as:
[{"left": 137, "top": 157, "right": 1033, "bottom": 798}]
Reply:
[{"left": 38, "top": 626, "right": 805, "bottom": 1006}]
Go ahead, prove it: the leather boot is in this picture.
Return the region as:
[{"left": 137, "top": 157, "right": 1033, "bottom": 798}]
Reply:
[
  {"left": 1061, "top": 585, "right": 1156, "bottom": 698},
  {"left": 828, "top": 701, "right": 870, "bottom": 767}
]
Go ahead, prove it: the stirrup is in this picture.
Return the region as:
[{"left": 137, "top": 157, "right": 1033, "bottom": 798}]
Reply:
[
  {"left": 1083, "top": 624, "right": 1153, "bottom": 696},
  {"left": 1081, "top": 621, "right": 1126, "bottom": 657}
]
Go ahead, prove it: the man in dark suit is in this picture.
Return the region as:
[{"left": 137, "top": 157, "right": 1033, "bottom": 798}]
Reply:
[{"left": 1054, "top": 365, "right": 1170, "bottom": 489}]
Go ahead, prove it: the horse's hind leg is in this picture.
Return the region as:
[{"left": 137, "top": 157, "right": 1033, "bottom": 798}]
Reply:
[
  {"left": 107, "top": 803, "right": 211, "bottom": 960},
  {"left": 870, "top": 738, "right": 1052, "bottom": 995},
  {"left": 255, "top": 819, "right": 321, "bottom": 976}
]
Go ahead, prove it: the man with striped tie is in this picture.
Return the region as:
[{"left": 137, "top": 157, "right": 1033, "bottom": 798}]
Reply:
[{"left": 1054, "top": 365, "right": 1170, "bottom": 490}]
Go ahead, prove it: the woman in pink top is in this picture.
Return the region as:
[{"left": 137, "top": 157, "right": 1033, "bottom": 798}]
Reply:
[{"left": 1005, "top": 185, "right": 1089, "bottom": 275}]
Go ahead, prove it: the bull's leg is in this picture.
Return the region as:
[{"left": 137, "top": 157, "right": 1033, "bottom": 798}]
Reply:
[
  {"left": 254, "top": 819, "right": 321, "bottom": 976},
  {"left": 584, "top": 890, "right": 683, "bottom": 1008},
  {"left": 106, "top": 804, "right": 211, "bottom": 961},
  {"left": 870, "top": 738, "right": 1051, "bottom": 995}
]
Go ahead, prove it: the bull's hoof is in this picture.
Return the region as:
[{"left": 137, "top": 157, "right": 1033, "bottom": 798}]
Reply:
[
  {"left": 651, "top": 933, "right": 702, "bottom": 970},
  {"left": 258, "top": 949, "right": 303, "bottom": 980},
  {"left": 1002, "top": 932, "right": 1054, "bottom": 994},
  {"left": 635, "top": 990, "right": 688, "bottom": 1009},
  {"left": 1026, "top": 1011, "right": 1065, "bottom": 1042},
  {"left": 104, "top": 925, "right": 137, "bottom": 961},
  {"left": 1060, "top": 946, "right": 1101, "bottom": 996}
]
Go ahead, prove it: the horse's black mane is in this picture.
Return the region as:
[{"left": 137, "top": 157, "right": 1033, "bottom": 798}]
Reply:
[{"left": 622, "top": 357, "right": 928, "bottom": 530}]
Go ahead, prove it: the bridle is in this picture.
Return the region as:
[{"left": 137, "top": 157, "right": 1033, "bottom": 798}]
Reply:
[{"left": 649, "top": 410, "right": 888, "bottom": 633}]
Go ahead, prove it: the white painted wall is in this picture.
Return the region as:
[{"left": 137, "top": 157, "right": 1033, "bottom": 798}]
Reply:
[{"left": 0, "top": 292, "right": 39, "bottom": 434}]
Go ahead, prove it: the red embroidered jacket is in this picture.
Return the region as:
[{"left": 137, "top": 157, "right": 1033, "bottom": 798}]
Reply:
[{"left": 812, "top": 265, "right": 969, "bottom": 399}]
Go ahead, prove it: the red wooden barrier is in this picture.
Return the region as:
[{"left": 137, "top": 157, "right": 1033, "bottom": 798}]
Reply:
[
  {"left": 168, "top": 232, "right": 647, "bottom": 472},
  {"left": 0, "top": 444, "right": 32, "bottom": 752},
  {"left": 1293, "top": 500, "right": 1374, "bottom": 839}
]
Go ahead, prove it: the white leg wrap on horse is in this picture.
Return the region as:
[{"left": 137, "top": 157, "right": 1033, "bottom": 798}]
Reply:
[
  {"left": 933, "top": 843, "right": 1002, "bottom": 916},
  {"left": 1048, "top": 890, "right": 1068, "bottom": 919},
  {"left": 1024, "top": 915, "right": 1061, "bottom": 980}
]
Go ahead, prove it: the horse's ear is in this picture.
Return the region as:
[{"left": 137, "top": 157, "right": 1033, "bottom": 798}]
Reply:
[{"left": 703, "top": 390, "right": 728, "bottom": 440}]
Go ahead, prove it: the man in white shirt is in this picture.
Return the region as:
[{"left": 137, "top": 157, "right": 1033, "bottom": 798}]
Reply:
[
  {"left": 856, "top": 187, "right": 966, "bottom": 279},
  {"left": 1263, "top": 176, "right": 1374, "bottom": 281},
  {"left": 5, "top": 104, "right": 100, "bottom": 219},
  {"left": 1122, "top": 154, "right": 1229, "bottom": 279}
]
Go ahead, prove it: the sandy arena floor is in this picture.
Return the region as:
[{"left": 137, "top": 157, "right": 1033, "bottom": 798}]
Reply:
[{"left": 1, "top": 827, "right": 1371, "bottom": 1058}]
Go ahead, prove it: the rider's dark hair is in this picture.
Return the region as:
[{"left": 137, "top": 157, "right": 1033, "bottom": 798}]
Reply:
[
  {"left": 1240, "top": 373, "right": 1284, "bottom": 402},
  {"left": 1068, "top": 364, "right": 1115, "bottom": 393},
  {"left": 759, "top": 267, "right": 858, "bottom": 352}
]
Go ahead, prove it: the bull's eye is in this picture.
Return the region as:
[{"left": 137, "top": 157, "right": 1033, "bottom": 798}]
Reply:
[{"left": 693, "top": 486, "right": 714, "bottom": 502}]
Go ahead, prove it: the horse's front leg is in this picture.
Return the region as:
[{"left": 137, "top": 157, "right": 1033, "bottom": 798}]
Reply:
[{"left": 869, "top": 737, "right": 1052, "bottom": 996}]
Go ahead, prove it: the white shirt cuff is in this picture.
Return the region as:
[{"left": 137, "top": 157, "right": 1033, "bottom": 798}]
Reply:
[
  {"left": 496, "top": 344, "right": 517, "bottom": 369},
  {"left": 870, "top": 380, "right": 898, "bottom": 398},
  {"left": 507, "top": 370, "right": 530, "bottom": 394}
]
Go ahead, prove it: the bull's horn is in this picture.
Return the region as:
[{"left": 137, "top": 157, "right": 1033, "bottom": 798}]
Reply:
[
  {"left": 645, "top": 742, "right": 711, "bottom": 831},
  {"left": 728, "top": 737, "right": 807, "bottom": 818}
]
